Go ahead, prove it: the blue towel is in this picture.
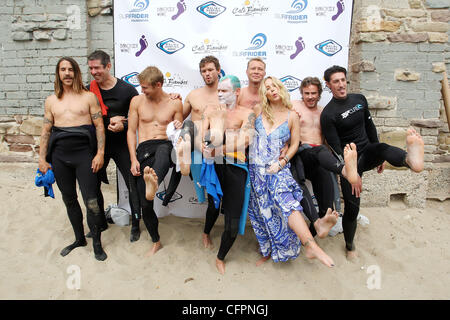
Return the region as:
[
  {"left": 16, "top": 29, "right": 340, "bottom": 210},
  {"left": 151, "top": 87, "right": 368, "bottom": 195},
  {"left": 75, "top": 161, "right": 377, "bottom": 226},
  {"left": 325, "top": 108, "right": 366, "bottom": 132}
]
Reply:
[
  {"left": 224, "top": 158, "right": 250, "bottom": 235},
  {"left": 190, "top": 150, "right": 206, "bottom": 203},
  {"left": 35, "top": 168, "right": 55, "bottom": 198},
  {"left": 199, "top": 158, "right": 223, "bottom": 209}
]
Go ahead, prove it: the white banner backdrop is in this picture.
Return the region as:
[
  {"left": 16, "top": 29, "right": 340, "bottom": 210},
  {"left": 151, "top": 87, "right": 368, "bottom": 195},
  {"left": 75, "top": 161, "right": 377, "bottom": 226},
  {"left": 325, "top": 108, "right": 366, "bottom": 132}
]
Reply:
[{"left": 113, "top": 0, "right": 353, "bottom": 218}]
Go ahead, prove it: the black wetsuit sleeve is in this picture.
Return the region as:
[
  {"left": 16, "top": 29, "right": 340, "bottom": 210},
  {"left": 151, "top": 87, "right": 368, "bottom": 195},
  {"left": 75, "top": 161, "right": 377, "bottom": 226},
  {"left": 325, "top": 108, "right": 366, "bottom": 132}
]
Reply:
[
  {"left": 362, "top": 95, "right": 379, "bottom": 144},
  {"left": 320, "top": 109, "right": 343, "bottom": 157}
]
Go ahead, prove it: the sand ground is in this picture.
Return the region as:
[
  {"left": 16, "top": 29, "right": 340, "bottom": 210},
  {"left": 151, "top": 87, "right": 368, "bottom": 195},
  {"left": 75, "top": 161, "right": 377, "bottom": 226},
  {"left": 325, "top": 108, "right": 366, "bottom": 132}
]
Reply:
[{"left": 0, "top": 162, "right": 449, "bottom": 300}]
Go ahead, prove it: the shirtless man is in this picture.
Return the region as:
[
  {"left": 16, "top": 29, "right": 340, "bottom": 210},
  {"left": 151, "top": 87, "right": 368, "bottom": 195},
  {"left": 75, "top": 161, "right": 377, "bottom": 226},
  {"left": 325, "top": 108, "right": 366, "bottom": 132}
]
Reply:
[
  {"left": 291, "top": 77, "right": 359, "bottom": 237},
  {"left": 321, "top": 65, "right": 424, "bottom": 259},
  {"left": 175, "top": 56, "right": 222, "bottom": 211},
  {"left": 201, "top": 75, "right": 255, "bottom": 275},
  {"left": 237, "top": 58, "right": 266, "bottom": 109},
  {"left": 38, "top": 57, "right": 107, "bottom": 261},
  {"left": 127, "top": 66, "right": 183, "bottom": 256}
]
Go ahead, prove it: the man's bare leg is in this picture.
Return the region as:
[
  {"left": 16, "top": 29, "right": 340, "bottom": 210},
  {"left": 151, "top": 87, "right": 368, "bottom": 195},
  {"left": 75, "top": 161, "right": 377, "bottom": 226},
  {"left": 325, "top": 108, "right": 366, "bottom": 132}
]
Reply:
[
  {"left": 216, "top": 258, "right": 225, "bottom": 275},
  {"left": 176, "top": 135, "right": 191, "bottom": 176},
  {"left": 288, "top": 211, "right": 335, "bottom": 267},
  {"left": 146, "top": 241, "right": 162, "bottom": 256},
  {"left": 313, "top": 208, "right": 339, "bottom": 238},
  {"left": 342, "top": 143, "right": 359, "bottom": 184},
  {"left": 405, "top": 128, "right": 424, "bottom": 173},
  {"left": 202, "top": 233, "right": 213, "bottom": 248},
  {"left": 143, "top": 166, "right": 158, "bottom": 200}
]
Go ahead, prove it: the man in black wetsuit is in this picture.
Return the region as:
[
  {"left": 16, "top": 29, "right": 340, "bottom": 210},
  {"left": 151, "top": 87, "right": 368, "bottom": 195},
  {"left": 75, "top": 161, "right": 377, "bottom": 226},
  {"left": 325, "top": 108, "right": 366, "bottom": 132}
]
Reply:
[
  {"left": 38, "top": 56, "right": 107, "bottom": 261},
  {"left": 87, "top": 50, "right": 141, "bottom": 242},
  {"left": 127, "top": 66, "right": 184, "bottom": 256},
  {"left": 321, "top": 65, "right": 425, "bottom": 260}
]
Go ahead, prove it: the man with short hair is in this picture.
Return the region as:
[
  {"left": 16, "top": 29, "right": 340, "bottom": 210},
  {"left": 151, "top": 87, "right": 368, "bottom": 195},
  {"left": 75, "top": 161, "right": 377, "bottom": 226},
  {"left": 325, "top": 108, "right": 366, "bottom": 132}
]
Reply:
[
  {"left": 237, "top": 58, "right": 266, "bottom": 109},
  {"left": 127, "top": 66, "right": 183, "bottom": 256},
  {"left": 291, "top": 76, "right": 358, "bottom": 238},
  {"left": 321, "top": 65, "right": 424, "bottom": 260},
  {"left": 87, "top": 50, "right": 141, "bottom": 242},
  {"left": 201, "top": 74, "right": 255, "bottom": 274},
  {"left": 175, "top": 56, "right": 222, "bottom": 213},
  {"left": 39, "top": 57, "right": 107, "bottom": 261}
]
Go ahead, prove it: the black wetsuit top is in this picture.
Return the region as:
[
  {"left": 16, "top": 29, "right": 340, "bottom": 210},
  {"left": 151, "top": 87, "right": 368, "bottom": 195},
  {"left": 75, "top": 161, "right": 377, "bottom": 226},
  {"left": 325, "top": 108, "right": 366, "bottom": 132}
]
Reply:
[
  {"left": 87, "top": 78, "right": 138, "bottom": 131},
  {"left": 320, "top": 93, "right": 379, "bottom": 157}
]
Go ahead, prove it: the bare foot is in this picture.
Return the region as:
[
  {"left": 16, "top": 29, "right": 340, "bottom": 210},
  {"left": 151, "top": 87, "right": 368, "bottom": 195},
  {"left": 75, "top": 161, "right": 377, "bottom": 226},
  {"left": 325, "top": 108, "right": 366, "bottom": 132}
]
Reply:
[
  {"left": 346, "top": 249, "right": 358, "bottom": 261},
  {"left": 314, "top": 208, "right": 339, "bottom": 238},
  {"left": 405, "top": 128, "right": 424, "bottom": 173},
  {"left": 146, "top": 241, "right": 162, "bottom": 257},
  {"left": 303, "top": 238, "right": 335, "bottom": 268},
  {"left": 256, "top": 255, "right": 270, "bottom": 267},
  {"left": 176, "top": 135, "right": 191, "bottom": 176},
  {"left": 202, "top": 233, "right": 213, "bottom": 249},
  {"left": 343, "top": 143, "right": 359, "bottom": 184},
  {"left": 216, "top": 258, "right": 225, "bottom": 275},
  {"left": 143, "top": 166, "right": 158, "bottom": 200}
]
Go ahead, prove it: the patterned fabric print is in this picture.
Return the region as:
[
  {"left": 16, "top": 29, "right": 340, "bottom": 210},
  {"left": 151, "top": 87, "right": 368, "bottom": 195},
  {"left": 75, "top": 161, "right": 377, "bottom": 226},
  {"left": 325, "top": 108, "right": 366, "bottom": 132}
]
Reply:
[{"left": 248, "top": 115, "right": 304, "bottom": 262}]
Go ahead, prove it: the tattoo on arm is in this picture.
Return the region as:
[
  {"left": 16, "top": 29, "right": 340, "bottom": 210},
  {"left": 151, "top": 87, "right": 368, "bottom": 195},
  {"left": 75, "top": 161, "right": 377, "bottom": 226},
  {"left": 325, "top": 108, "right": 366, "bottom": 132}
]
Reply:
[
  {"left": 39, "top": 131, "right": 50, "bottom": 157},
  {"left": 91, "top": 111, "right": 102, "bottom": 120},
  {"left": 96, "top": 126, "right": 105, "bottom": 150},
  {"left": 43, "top": 117, "right": 53, "bottom": 125},
  {"left": 243, "top": 113, "right": 256, "bottom": 130}
]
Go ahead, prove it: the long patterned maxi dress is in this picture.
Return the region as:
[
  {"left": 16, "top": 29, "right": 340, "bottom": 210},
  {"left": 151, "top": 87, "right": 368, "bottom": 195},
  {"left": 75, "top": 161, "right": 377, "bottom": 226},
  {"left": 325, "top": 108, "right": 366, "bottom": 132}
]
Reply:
[{"left": 248, "top": 114, "right": 304, "bottom": 262}]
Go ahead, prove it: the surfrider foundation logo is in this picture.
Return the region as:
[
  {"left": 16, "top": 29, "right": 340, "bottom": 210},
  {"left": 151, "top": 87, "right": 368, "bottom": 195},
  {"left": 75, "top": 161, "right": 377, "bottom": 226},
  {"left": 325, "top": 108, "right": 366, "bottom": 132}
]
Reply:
[
  {"left": 233, "top": 33, "right": 267, "bottom": 59},
  {"left": 275, "top": 0, "right": 308, "bottom": 23},
  {"left": 246, "top": 33, "right": 267, "bottom": 50},
  {"left": 130, "top": 0, "right": 149, "bottom": 12},
  {"left": 119, "top": 0, "right": 150, "bottom": 22},
  {"left": 287, "top": 0, "right": 308, "bottom": 13}
]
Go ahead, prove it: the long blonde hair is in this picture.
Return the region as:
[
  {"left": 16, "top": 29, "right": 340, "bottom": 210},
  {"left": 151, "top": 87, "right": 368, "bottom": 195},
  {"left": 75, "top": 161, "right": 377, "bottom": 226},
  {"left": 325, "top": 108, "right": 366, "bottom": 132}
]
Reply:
[{"left": 259, "top": 76, "right": 292, "bottom": 124}]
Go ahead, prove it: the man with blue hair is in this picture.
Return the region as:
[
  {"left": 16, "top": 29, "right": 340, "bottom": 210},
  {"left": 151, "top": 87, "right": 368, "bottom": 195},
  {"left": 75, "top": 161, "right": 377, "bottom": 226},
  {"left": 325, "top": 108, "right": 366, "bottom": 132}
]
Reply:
[{"left": 200, "top": 74, "right": 256, "bottom": 274}]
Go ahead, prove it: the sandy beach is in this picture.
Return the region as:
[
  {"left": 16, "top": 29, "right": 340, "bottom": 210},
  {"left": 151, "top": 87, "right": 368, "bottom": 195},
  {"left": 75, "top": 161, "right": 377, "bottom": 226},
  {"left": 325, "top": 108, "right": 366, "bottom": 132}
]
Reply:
[{"left": 0, "top": 162, "right": 449, "bottom": 300}]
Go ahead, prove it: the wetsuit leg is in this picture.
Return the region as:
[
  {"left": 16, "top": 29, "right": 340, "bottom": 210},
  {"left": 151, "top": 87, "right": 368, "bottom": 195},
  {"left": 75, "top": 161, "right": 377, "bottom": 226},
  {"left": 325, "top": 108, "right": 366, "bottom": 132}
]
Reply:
[
  {"left": 111, "top": 145, "right": 141, "bottom": 241},
  {"left": 52, "top": 152, "right": 87, "bottom": 254},
  {"left": 340, "top": 177, "right": 360, "bottom": 251},
  {"left": 74, "top": 154, "right": 107, "bottom": 261},
  {"left": 204, "top": 194, "right": 221, "bottom": 234},
  {"left": 290, "top": 153, "right": 319, "bottom": 225},
  {"left": 95, "top": 153, "right": 110, "bottom": 230},
  {"left": 313, "top": 145, "right": 345, "bottom": 174},
  {"left": 215, "top": 163, "right": 246, "bottom": 261},
  {"left": 136, "top": 165, "right": 160, "bottom": 243},
  {"left": 136, "top": 141, "right": 173, "bottom": 243},
  {"left": 358, "top": 143, "right": 408, "bottom": 173},
  {"left": 162, "top": 169, "right": 182, "bottom": 206}
]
